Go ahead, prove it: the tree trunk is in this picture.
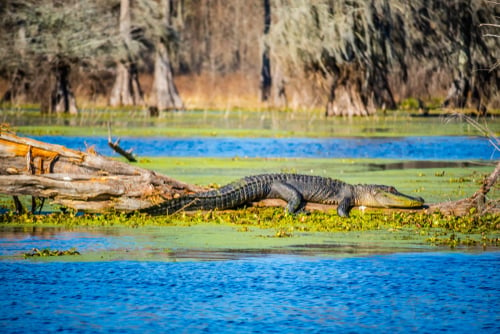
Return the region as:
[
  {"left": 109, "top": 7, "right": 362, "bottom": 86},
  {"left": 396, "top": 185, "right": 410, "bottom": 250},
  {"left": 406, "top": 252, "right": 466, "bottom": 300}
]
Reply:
[
  {"left": 1, "top": 26, "right": 30, "bottom": 107},
  {"left": 109, "top": 62, "right": 144, "bottom": 107},
  {"left": 51, "top": 61, "right": 78, "bottom": 115},
  {"left": 443, "top": 62, "right": 495, "bottom": 116},
  {"left": 442, "top": 72, "right": 470, "bottom": 109},
  {"left": 109, "top": 0, "right": 145, "bottom": 107},
  {"left": 0, "top": 69, "right": 28, "bottom": 106},
  {"left": 150, "top": 0, "right": 184, "bottom": 112},
  {"left": 260, "top": 0, "right": 272, "bottom": 102},
  {"left": 271, "top": 64, "right": 288, "bottom": 108},
  {"left": 325, "top": 64, "right": 396, "bottom": 117},
  {"left": 152, "top": 43, "right": 184, "bottom": 111},
  {"left": 0, "top": 132, "right": 200, "bottom": 212},
  {"left": 326, "top": 82, "right": 373, "bottom": 116},
  {"left": 369, "top": 65, "right": 397, "bottom": 110},
  {"left": 325, "top": 65, "right": 374, "bottom": 116}
]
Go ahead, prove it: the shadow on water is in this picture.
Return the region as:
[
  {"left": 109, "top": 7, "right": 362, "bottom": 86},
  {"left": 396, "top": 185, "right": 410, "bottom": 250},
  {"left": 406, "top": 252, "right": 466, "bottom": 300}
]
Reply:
[
  {"left": 146, "top": 244, "right": 428, "bottom": 262},
  {"left": 366, "top": 160, "right": 490, "bottom": 171},
  {"left": 0, "top": 225, "right": 123, "bottom": 239}
]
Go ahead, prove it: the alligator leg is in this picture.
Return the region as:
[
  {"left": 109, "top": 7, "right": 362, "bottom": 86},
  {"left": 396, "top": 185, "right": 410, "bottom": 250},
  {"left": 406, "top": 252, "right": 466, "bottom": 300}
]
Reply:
[
  {"left": 269, "top": 181, "right": 306, "bottom": 214},
  {"left": 337, "top": 197, "right": 354, "bottom": 217}
]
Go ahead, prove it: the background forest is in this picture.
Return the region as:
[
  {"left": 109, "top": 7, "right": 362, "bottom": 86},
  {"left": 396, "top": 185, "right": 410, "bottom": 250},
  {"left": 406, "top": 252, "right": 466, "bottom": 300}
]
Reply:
[{"left": 0, "top": 0, "right": 499, "bottom": 116}]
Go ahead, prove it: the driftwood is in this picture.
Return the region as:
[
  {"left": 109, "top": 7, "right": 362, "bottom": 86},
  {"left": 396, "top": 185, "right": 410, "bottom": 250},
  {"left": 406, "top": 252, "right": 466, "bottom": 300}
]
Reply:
[
  {"left": 0, "top": 132, "right": 201, "bottom": 212},
  {"left": 426, "top": 161, "right": 499, "bottom": 216},
  {"left": 0, "top": 131, "right": 498, "bottom": 216}
]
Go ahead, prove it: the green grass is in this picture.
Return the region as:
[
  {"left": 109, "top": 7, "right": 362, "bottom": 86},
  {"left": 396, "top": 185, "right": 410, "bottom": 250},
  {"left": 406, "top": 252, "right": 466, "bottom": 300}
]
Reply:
[{"left": 4, "top": 108, "right": 499, "bottom": 138}]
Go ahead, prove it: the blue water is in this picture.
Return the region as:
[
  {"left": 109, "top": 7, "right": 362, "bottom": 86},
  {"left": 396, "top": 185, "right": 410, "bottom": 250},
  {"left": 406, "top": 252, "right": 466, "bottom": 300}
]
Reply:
[
  {"left": 0, "top": 252, "right": 499, "bottom": 333},
  {"left": 31, "top": 135, "right": 497, "bottom": 160},
  {"left": 0, "top": 231, "right": 135, "bottom": 257}
]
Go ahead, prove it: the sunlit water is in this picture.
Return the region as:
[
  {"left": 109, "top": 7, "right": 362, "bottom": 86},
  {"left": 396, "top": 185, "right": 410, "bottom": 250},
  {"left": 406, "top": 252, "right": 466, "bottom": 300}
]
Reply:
[
  {"left": 31, "top": 135, "right": 496, "bottom": 159},
  {"left": 0, "top": 252, "right": 499, "bottom": 333}
]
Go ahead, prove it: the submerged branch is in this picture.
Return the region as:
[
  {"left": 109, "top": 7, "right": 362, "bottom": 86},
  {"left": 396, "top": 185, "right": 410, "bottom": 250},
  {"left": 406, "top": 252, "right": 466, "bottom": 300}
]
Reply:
[
  {"left": 108, "top": 138, "right": 137, "bottom": 162},
  {"left": 108, "top": 123, "right": 137, "bottom": 162}
]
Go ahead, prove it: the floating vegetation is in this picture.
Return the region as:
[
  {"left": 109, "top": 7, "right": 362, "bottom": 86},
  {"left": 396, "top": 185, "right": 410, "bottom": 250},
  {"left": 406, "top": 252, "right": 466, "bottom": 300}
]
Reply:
[
  {"left": 274, "top": 227, "right": 294, "bottom": 238},
  {"left": 24, "top": 247, "right": 81, "bottom": 258},
  {"left": 1, "top": 207, "right": 499, "bottom": 250},
  {"left": 426, "top": 233, "right": 499, "bottom": 249}
]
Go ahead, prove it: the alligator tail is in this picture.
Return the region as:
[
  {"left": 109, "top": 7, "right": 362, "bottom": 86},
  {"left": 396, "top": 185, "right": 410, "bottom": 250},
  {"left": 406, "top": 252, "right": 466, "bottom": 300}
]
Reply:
[
  {"left": 139, "top": 196, "right": 200, "bottom": 216},
  {"left": 140, "top": 178, "right": 271, "bottom": 216}
]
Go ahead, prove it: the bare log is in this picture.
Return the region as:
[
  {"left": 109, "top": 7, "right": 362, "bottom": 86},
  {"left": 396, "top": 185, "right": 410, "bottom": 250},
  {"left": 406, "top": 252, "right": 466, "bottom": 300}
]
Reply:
[
  {"left": 0, "top": 133, "right": 201, "bottom": 212},
  {"left": 427, "top": 161, "right": 500, "bottom": 216}
]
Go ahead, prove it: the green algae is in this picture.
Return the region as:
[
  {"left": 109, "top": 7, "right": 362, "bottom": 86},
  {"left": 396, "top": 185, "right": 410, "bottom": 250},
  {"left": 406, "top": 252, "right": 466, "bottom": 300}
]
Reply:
[
  {"left": 23, "top": 247, "right": 80, "bottom": 258},
  {"left": 1, "top": 207, "right": 498, "bottom": 263},
  {"left": 1, "top": 109, "right": 498, "bottom": 260},
  {"left": 1, "top": 225, "right": 431, "bottom": 262}
]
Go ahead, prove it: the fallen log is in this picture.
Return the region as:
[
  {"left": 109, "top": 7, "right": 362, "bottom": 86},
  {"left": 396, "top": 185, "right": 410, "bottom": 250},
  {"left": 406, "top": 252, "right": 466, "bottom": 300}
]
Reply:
[
  {"left": 426, "top": 161, "right": 499, "bottom": 216},
  {"left": 0, "top": 132, "right": 201, "bottom": 212}
]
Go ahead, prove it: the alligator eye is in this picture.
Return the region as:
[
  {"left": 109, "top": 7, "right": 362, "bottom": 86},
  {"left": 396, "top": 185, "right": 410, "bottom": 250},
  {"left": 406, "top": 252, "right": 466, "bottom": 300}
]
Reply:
[{"left": 388, "top": 186, "right": 397, "bottom": 193}]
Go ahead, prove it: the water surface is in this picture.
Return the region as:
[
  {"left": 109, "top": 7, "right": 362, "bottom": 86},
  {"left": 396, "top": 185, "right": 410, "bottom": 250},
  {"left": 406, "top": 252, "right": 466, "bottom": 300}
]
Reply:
[
  {"left": 31, "top": 135, "right": 497, "bottom": 160},
  {"left": 1, "top": 226, "right": 499, "bottom": 333},
  {"left": 3, "top": 110, "right": 499, "bottom": 333},
  {"left": 1, "top": 252, "right": 498, "bottom": 333}
]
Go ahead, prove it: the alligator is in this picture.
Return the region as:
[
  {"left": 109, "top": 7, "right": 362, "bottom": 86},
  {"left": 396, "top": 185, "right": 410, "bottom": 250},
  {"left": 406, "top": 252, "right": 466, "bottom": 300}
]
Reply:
[{"left": 140, "top": 173, "right": 425, "bottom": 217}]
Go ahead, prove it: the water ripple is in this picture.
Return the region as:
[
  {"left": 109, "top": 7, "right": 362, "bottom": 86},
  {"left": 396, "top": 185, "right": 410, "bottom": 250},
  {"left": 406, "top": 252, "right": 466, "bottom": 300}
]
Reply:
[
  {"left": 31, "top": 135, "right": 497, "bottom": 160},
  {"left": 1, "top": 252, "right": 499, "bottom": 333}
]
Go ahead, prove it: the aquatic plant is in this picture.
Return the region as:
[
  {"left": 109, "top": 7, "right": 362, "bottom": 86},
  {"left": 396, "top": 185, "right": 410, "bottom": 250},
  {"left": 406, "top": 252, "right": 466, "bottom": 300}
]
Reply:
[
  {"left": 24, "top": 247, "right": 80, "bottom": 258},
  {"left": 2, "top": 207, "right": 498, "bottom": 250},
  {"left": 426, "top": 233, "right": 499, "bottom": 249}
]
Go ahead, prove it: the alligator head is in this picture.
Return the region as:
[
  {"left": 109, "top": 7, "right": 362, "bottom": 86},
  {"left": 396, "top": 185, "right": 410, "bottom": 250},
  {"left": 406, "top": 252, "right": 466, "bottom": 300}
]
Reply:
[{"left": 354, "top": 184, "right": 425, "bottom": 209}]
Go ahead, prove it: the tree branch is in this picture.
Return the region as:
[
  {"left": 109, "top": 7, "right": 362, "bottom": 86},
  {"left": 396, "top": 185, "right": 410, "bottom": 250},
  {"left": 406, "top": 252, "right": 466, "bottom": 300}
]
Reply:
[{"left": 108, "top": 123, "right": 137, "bottom": 162}]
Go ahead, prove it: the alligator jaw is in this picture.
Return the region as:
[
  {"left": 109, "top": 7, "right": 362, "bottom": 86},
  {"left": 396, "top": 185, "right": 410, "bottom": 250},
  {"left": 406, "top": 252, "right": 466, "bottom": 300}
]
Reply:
[{"left": 355, "top": 184, "right": 425, "bottom": 209}]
